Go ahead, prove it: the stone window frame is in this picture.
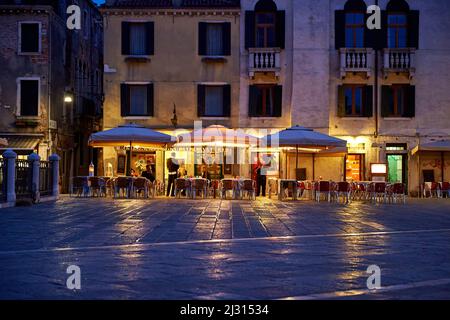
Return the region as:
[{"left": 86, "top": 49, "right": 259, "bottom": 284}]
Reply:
[
  {"left": 16, "top": 76, "right": 41, "bottom": 118},
  {"left": 18, "top": 21, "right": 42, "bottom": 55}
]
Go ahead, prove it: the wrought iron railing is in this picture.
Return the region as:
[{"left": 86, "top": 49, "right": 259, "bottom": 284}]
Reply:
[
  {"left": 15, "top": 159, "right": 32, "bottom": 199},
  {"left": 39, "top": 161, "right": 53, "bottom": 197},
  {"left": 0, "top": 158, "right": 5, "bottom": 202}
]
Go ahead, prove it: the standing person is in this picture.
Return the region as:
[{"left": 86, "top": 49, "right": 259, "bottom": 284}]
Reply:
[
  {"left": 200, "top": 165, "right": 210, "bottom": 180},
  {"left": 256, "top": 161, "right": 267, "bottom": 197},
  {"left": 166, "top": 152, "right": 179, "bottom": 197}
]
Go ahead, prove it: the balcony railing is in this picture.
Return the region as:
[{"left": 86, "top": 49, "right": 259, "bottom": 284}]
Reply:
[
  {"left": 248, "top": 48, "right": 281, "bottom": 78},
  {"left": 383, "top": 48, "right": 416, "bottom": 78},
  {"left": 339, "top": 48, "right": 373, "bottom": 79}
]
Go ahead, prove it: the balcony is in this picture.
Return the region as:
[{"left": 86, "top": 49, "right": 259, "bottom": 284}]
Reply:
[
  {"left": 248, "top": 48, "right": 281, "bottom": 78},
  {"left": 339, "top": 48, "right": 373, "bottom": 79},
  {"left": 383, "top": 48, "right": 416, "bottom": 79}
]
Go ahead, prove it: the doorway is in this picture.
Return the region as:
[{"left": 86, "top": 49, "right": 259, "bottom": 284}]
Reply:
[{"left": 387, "top": 154, "right": 408, "bottom": 186}]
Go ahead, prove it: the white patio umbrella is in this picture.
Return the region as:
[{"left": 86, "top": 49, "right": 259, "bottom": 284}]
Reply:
[
  {"left": 89, "top": 123, "right": 175, "bottom": 175},
  {"left": 412, "top": 140, "right": 450, "bottom": 182},
  {"left": 261, "top": 125, "right": 347, "bottom": 178}
]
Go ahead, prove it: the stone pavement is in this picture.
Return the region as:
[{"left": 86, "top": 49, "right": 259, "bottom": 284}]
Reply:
[{"left": 0, "top": 196, "right": 450, "bottom": 299}]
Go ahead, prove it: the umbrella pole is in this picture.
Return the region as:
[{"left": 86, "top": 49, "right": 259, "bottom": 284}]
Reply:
[
  {"left": 285, "top": 151, "right": 288, "bottom": 179},
  {"left": 127, "top": 141, "right": 132, "bottom": 176},
  {"left": 296, "top": 145, "right": 299, "bottom": 177},
  {"left": 442, "top": 151, "right": 445, "bottom": 183}
]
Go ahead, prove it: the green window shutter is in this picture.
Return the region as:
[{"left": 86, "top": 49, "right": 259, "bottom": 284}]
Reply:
[
  {"left": 245, "top": 11, "right": 256, "bottom": 49},
  {"left": 198, "top": 22, "right": 207, "bottom": 55},
  {"left": 121, "top": 22, "right": 130, "bottom": 55},
  {"left": 120, "top": 83, "right": 129, "bottom": 117},
  {"left": 335, "top": 11, "right": 345, "bottom": 49},
  {"left": 381, "top": 85, "right": 392, "bottom": 117},
  {"left": 404, "top": 85, "right": 415, "bottom": 117},
  {"left": 147, "top": 83, "right": 154, "bottom": 116},
  {"left": 276, "top": 11, "right": 286, "bottom": 49},
  {"left": 197, "top": 85, "right": 205, "bottom": 117},
  {"left": 248, "top": 85, "right": 259, "bottom": 117},
  {"left": 408, "top": 11, "right": 420, "bottom": 49},
  {"left": 363, "top": 86, "right": 373, "bottom": 117},
  {"left": 145, "top": 22, "right": 154, "bottom": 55},
  {"left": 223, "top": 85, "right": 231, "bottom": 117},
  {"left": 337, "top": 85, "right": 345, "bottom": 117},
  {"left": 222, "top": 23, "right": 231, "bottom": 56},
  {"left": 273, "top": 85, "right": 283, "bottom": 117}
]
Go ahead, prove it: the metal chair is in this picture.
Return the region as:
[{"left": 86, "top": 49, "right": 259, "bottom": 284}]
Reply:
[
  {"left": 316, "top": 181, "right": 331, "bottom": 202},
  {"left": 71, "top": 177, "right": 89, "bottom": 197},
  {"left": 133, "top": 177, "right": 149, "bottom": 198},
  {"left": 220, "top": 179, "right": 235, "bottom": 200},
  {"left": 240, "top": 179, "right": 256, "bottom": 200},
  {"left": 88, "top": 177, "right": 106, "bottom": 197},
  {"left": 174, "top": 178, "right": 191, "bottom": 198},
  {"left": 191, "top": 179, "right": 208, "bottom": 199},
  {"left": 335, "top": 181, "right": 351, "bottom": 204},
  {"left": 114, "top": 177, "right": 132, "bottom": 199}
]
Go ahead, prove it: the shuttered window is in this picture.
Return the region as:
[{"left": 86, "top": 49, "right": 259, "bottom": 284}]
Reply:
[
  {"left": 245, "top": 10, "right": 285, "bottom": 49},
  {"left": 198, "top": 23, "right": 231, "bottom": 56},
  {"left": 121, "top": 83, "right": 154, "bottom": 117},
  {"left": 248, "top": 85, "right": 282, "bottom": 118},
  {"left": 122, "top": 22, "right": 154, "bottom": 55},
  {"left": 338, "top": 85, "right": 373, "bottom": 118},
  {"left": 381, "top": 85, "right": 415, "bottom": 118},
  {"left": 20, "top": 79, "right": 39, "bottom": 116},
  {"left": 198, "top": 85, "right": 231, "bottom": 117},
  {"left": 20, "top": 23, "right": 40, "bottom": 53}
]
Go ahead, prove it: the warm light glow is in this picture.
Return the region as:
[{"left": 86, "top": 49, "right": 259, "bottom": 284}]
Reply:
[
  {"left": 371, "top": 163, "right": 387, "bottom": 174},
  {"left": 64, "top": 95, "right": 73, "bottom": 103}
]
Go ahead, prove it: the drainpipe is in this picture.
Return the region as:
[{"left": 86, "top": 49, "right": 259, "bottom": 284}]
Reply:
[
  {"left": 47, "top": 13, "right": 53, "bottom": 159},
  {"left": 374, "top": 0, "right": 379, "bottom": 139}
]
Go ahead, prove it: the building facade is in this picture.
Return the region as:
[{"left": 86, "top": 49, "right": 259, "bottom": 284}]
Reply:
[
  {"left": 100, "top": 0, "right": 450, "bottom": 195},
  {"left": 0, "top": 0, "right": 103, "bottom": 192}
]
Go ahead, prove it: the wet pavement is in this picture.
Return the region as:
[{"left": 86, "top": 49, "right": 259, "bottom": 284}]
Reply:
[{"left": 0, "top": 196, "right": 450, "bottom": 299}]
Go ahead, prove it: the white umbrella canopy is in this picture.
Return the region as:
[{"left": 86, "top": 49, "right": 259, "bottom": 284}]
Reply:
[
  {"left": 260, "top": 125, "right": 347, "bottom": 178},
  {"left": 88, "top": 124, "right": 175, "bottom": 148},
  {"left": 176, "top": 125, "right": 258, "bottom": 148},
  {"left": 261, "top": 125, "right": 347, "bottom": 149}
]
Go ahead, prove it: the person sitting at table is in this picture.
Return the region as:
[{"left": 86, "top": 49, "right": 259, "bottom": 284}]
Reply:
[
  {"left": 200, "top": 165, "right": 210, "bottom": 180},
  {"left": 130, "top": 168, "right": 138, "bottom": 177},
  {"left": 178, "top": 166, "right": 187, "bottom": 178},
  {"left": 142, "top": 165, "right": 155, "bottom": 183}
]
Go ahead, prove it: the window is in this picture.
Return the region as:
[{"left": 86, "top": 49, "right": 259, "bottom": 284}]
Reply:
[
  {"left": 388, "top": 14, "right": 408, "bottom": 48},
  {"left": 346, "top": 154, "right": 364, "bottom": 181},
  {"left": 381, "top": 85, "right": 415, "bottom": 118},
  {"left": 198, "top": 23, "right": 231, "bottom": 56},
  {"left": 120, "top": 83, "right": 154, "bottom": 117},
  {"left": 122, "top": 22, "right": 154, "bottom": 56},
  {"left": 19, "top": 22, "right": 40, "bottom": 53},
  {"left": 245, "top": 0, "right": 285, "bottom": 49},
  {"left": 338, "top": 85, "right": 373, "bottom": 117},
  {"left": 198, "top": 85, "right": 231, "bottom": 117},
  {"left": 18, "top": 79, "right": 39, "bottom": 117},
  {"left": 249, "top": 85, "right": 282, "bottom": 117},
  {"left": 256, "top": 12, "right": 276, "bottom": 48},
  {"left": 345, "top": 13, "right": 365, "bottom": 48}
]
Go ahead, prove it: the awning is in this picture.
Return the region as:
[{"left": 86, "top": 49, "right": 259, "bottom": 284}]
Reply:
[
  {"left": 411, "top": 140, "right": 450, "bottom": 155},
  {"left": 0, "top": 138, "right": 7, "bottom": 147},
  {"left": 0, "top": 135, "right": 41, "bottom": 151}
]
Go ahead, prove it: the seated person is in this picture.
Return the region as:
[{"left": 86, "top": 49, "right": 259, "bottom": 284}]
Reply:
[{"left": 141, "top": 165, "right": 156, "bottom": 183}]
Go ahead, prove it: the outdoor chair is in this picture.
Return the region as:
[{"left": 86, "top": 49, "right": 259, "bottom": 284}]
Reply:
[
  {"left": 387, "top": 183, "right": 406, "bottom": 204},
  {"left": 133, "top": 177, "right": 149, "bottom": 198},
  {"left": 71, "top": 177, "right": 89, "bottom": 197},
  {"left": 114, "top": 177, "right": 132, "bottom": 199},
  {"left": 191, "top": 179, "right": 208, "bottom": 199},
  {"left": 208, "top": 180, "right": 220, "bottom": 198},
  {"left": 441, "top": 182, "right": 450, "bottom": 198},
  {"left": 220, "top": 179, "right": 235, "bottom": 200},
  {"left": 174, "top": 178, "right": 191, "bottom": 198},
  {"left": 423, "top": 182, "right": 440, "bottom": 198},
  {"left": 335, "top": 181, "right": 351, "bottom": 204},
  {"left": 297, "top": 181, "right": 306, "bottom": 199},
  {"left": 268, "top": 179, "right": 278, "bottom": 199},
  {"left": 316, "top": 181, "right": 331, "bottom": 202},
  {"left": 105, "top": 178, "right": 115, "bottom": 197},
  {"left": 370, "top": 182, "right": 387, "bottom": 203},
  {"left": 240, "top": 179, "right": 256, "bottom": 200},
  {"left": 88, "top": 177, "right": 106, "bottom": 197},
  {"left": 279, "top": 181, "right": 297, "bottom": 201}
]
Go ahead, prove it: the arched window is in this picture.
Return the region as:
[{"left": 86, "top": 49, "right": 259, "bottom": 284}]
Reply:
[
  {"left": 387, "top": 0, "right": 410, "bottom": 48},
  {"left": 344, "top": 0, "right": 367, "bottom": 48},
  {"left": 245, "top": 0, "right": 285, "bottom": 49},
  {"left": 255, "top": 0, "right": 277, "bottom": 48}
]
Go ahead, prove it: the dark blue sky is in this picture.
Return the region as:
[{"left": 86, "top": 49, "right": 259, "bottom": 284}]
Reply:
[{"left": 93, "top": 0, "right": 105, "bottom": 5}]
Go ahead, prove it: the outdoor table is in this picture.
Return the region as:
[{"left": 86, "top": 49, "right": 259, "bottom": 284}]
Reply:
[{"left": 278, "top": 179, "right": 298, "bottom": 201}]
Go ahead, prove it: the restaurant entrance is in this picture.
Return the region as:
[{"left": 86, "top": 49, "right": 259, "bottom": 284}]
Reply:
[{"left": 346, "top": 154, "right": 364, "bottom": 181}]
